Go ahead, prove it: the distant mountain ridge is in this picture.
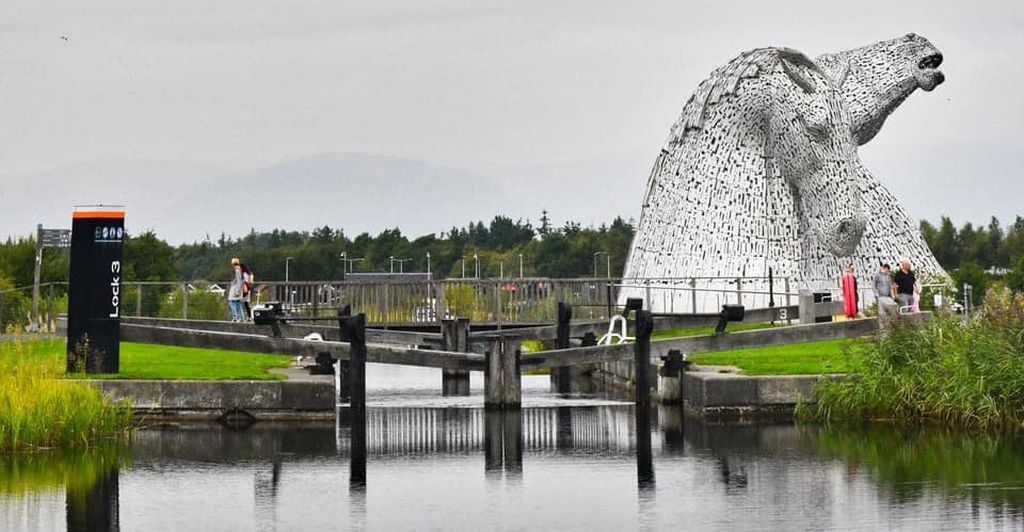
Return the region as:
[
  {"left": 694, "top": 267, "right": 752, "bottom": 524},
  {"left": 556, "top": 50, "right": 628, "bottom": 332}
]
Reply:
[{"left": 0, "top": 153, "right": 515, "bottom": 244}]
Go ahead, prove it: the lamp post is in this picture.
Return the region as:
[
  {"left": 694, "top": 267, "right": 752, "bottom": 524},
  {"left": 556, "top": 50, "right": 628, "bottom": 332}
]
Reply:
[
  {"left": 390, "top": 256, "right": 394, "bottom": 274},
  {"left": 347, "top": 258, "right": 364, "bottom": 273},
  {"left": 461, "top": 255, "right": 466, "bottom": 279},
  {"left": 474, "top": 253, "right": 479, "bottom": 279},
  {"left": 592, "top": 251, "right": 611, "bottom": 278},
  {"left": 499, "top": 260, "right": 504, "bottom": 279},
  {"left": 426, "top": 251, "right": 431, "bottom": 278},
  {"left": 394, "top": 258, "right": 411, "bottom": 273},
  {"left": 285, "top": 256, "right": 294, "bottom": 306},
  {"left": 519, "top": 253, "right": 524, "bottom": 278}
]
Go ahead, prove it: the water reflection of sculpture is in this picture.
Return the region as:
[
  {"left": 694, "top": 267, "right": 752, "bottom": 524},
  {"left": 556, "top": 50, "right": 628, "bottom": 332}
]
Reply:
[{"left": 621, "top": 34, "right": 946, "bottom": 313}]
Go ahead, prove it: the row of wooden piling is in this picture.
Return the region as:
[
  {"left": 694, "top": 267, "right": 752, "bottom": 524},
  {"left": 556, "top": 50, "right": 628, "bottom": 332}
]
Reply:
[{"left": 338, "top": 301, "right": 655, "bottom": 411}]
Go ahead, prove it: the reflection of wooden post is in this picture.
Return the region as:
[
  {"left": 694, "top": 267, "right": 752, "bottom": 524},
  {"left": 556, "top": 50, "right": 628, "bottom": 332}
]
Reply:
[
  {"left": 555, "top": 406, "right": 573, "bottom": 450},
  {"left": 66, "top": 468, "right": 119, "bottom": 532},
  {"left": 441, "top": 318, "right": 471, "bottom": 396},
  {"left": 349, "top": 406, "right": 367, "bottom": 490},
  {"left": 484, "top": 410, "right": 523, "bottom": 477},
  {"left": 503, "top": 410, "right": 523, "bottom": 476},
  {"left": 485, "top": 410, "right": 504, "bottom": 475},
  {"left": 635, "top": 404, "right": 655, "bottom": 490},
  {"left": 485, "top": 336, "right": 521, "bottom": 410}
]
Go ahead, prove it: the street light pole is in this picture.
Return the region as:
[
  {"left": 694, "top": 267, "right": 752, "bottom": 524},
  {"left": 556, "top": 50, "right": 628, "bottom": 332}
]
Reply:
[
  {"left": 285, "top": 256, "right": 294, "bottom": 307},
  {"left": 474, "top": 253, "right": 479, "bottom": 278},
  {"left": 390, "top": 255, "right": 395, "bottom": 274},
  {"left": 606, "top": 253, "right": 612, "bottom": 278},
  {"left": 426, "top": 251, "right": 431, "bottom": 278},
  {"left": 462, "top": 255, "right": 466, "bottom": 279},
  {"left": 593, "top": 252, "right": 601, "bottom": 278},
  {"left": 519, "top": 253, "right": 524, "bottom": 278}
]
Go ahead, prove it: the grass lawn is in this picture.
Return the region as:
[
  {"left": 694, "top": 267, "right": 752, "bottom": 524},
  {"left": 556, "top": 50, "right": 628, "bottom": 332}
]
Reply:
[
  {"left": 653, "top": 321, "right": 777, "bottom": 340},
  {"left": 3, "top": 338, "right": 291, "bottom": 380},
  {"left": 687, "top": 338, "right": 864, "bottom": 375}
]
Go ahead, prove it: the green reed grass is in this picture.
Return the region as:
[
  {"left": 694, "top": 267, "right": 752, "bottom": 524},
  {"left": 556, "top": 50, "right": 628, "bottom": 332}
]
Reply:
[
  {"left": 0, "top": 445, "right": 126, "bottom": 494},
  {"left": 0, "top": 337, "right": 132, "bottom": 453},
  {"left": 799, "top": 287, "right": 1024, "bottom": 431}
]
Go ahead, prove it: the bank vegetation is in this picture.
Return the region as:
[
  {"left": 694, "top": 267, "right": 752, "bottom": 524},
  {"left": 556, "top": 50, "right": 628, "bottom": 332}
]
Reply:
[
  {"left": 0, "top": 337, "right": 132, "bottom": 453},
  {"left": 801, "top": 288, "right": 1024, "bottom": 431}
]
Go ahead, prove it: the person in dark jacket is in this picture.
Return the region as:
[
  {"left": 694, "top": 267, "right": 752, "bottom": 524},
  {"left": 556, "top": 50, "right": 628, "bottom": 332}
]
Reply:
[{"left": 892, "top": 259, "right": 916, "bottom": 309}]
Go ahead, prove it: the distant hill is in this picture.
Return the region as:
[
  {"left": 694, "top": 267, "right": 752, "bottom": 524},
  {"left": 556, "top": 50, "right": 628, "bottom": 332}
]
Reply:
[
  {"left": 0, "top": 158, "right": 223, "bottom": 241},
  {"left": 0, "top": 154, "right": 515, "bottom": 244}
]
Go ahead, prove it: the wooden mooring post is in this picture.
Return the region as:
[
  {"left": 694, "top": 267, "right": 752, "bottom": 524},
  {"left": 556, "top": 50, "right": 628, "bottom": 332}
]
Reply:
[
  {"left": 551, "top": 302, "right": 573, "bottom": 394},
  {"left": 634, "top": 309, "right": 654, "bottom": 405},
  {"left": 441, "top": 318, "right": 471, "bottom": 396},
  {"left": 485, "top": 336, "right": 521, "bottom": 410},
  {"left": 339, "top": 308, "right": 368, "bottom": 489},
  {"left": 339, "top": 310, "right": 367, "bottom": 414}
]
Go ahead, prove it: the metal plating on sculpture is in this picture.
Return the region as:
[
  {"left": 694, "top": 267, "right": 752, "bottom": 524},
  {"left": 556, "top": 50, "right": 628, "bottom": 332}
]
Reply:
[{"left": 621, "top": 34, "right": 946, "bottom": 312}]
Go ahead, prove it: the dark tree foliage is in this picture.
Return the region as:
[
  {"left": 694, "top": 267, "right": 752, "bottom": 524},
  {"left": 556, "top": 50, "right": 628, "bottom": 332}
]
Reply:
[
  {"left": 11, "top": 211, "right": 1024, "bottom": 291},
  {"left": 920, "top": 215, "right": 1024, "bottom": 272}
]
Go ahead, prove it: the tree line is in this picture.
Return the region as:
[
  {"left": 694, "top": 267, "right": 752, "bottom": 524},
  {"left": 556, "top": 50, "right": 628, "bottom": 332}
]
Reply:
[
  {"left": 0, "top": 212, "right": 632, "bottom": 293},
  {"left": 4, "top": 212, "right": 1024, "bottom": 319}
]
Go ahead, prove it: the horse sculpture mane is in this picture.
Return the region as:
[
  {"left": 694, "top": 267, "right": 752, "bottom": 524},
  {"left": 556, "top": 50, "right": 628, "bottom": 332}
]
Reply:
[{"left": 621, "top": 35, "right": 946, "bottom": 313}]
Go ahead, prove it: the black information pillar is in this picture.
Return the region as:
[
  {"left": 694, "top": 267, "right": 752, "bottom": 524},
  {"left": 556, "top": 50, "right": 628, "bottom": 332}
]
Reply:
[{"left": 67, "top": 209, "right": 124, "bottom": 373}]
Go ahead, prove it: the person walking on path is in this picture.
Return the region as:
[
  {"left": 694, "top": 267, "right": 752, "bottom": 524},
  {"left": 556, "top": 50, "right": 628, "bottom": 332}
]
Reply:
[
  {"left": 893, "top": 259, "right": 917, "bottom": 312},
  {"left": 873, "top": 263, "right": 895, "bottom": 316},
  {"left": 240, "top": 263, "right": 254, "bottom": 321},
  {"left": 227, "top": 257, "right": 245, "bottom": 322}
]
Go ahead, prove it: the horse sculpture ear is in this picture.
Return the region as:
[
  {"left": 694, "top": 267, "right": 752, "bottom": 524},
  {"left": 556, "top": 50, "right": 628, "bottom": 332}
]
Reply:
[
  {"left": 781, "top": 59, "right": 817, "bottom": 94},
  {"left": 833, "top": 60, "right": 850, "bottom": 89},
  {"left": 777, "top": 48, "right": 823, "bottom": 94}
]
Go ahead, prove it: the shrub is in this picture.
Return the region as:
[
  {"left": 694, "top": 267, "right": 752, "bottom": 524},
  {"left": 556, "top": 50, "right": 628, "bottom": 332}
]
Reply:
[
  {"left": 800, "top": 286, "right": 1024, "bottom": 431},
  {"left": 159, "top": 285, "right": 229, "bottom": 320},
  {"left": 0, "top": 276, "right": 29, "bottom": 330}
]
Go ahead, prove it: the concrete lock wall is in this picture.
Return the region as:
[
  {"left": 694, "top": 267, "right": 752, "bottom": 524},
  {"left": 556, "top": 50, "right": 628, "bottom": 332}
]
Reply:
[
  {"left": 583, "top": 314, "right": 931, "bottom": 415},
  {"left": 82, "top": 380, "right": 335, "bottom": 419}
]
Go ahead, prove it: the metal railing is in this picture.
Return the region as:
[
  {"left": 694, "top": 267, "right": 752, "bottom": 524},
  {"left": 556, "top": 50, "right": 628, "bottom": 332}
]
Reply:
[
  {"left": 1, "top": 274, "right": 902, "bottom": 329},
  {"left": 256, "top": 278, "right": 622, "bottom": 323},
  {"left": 615, "top": 276, "right": 885, "bottom": 314}
]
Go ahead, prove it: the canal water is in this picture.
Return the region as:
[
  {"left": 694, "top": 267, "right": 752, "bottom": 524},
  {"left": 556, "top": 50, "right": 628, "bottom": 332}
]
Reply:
[{"left": 3, "top": 365, "right": 1024, "bottom": 531}]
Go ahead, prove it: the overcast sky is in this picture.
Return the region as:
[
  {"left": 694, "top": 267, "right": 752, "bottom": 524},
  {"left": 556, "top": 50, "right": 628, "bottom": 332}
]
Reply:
[{"left": 1, "top": 0, "right": 1021, "bottom": 241}]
